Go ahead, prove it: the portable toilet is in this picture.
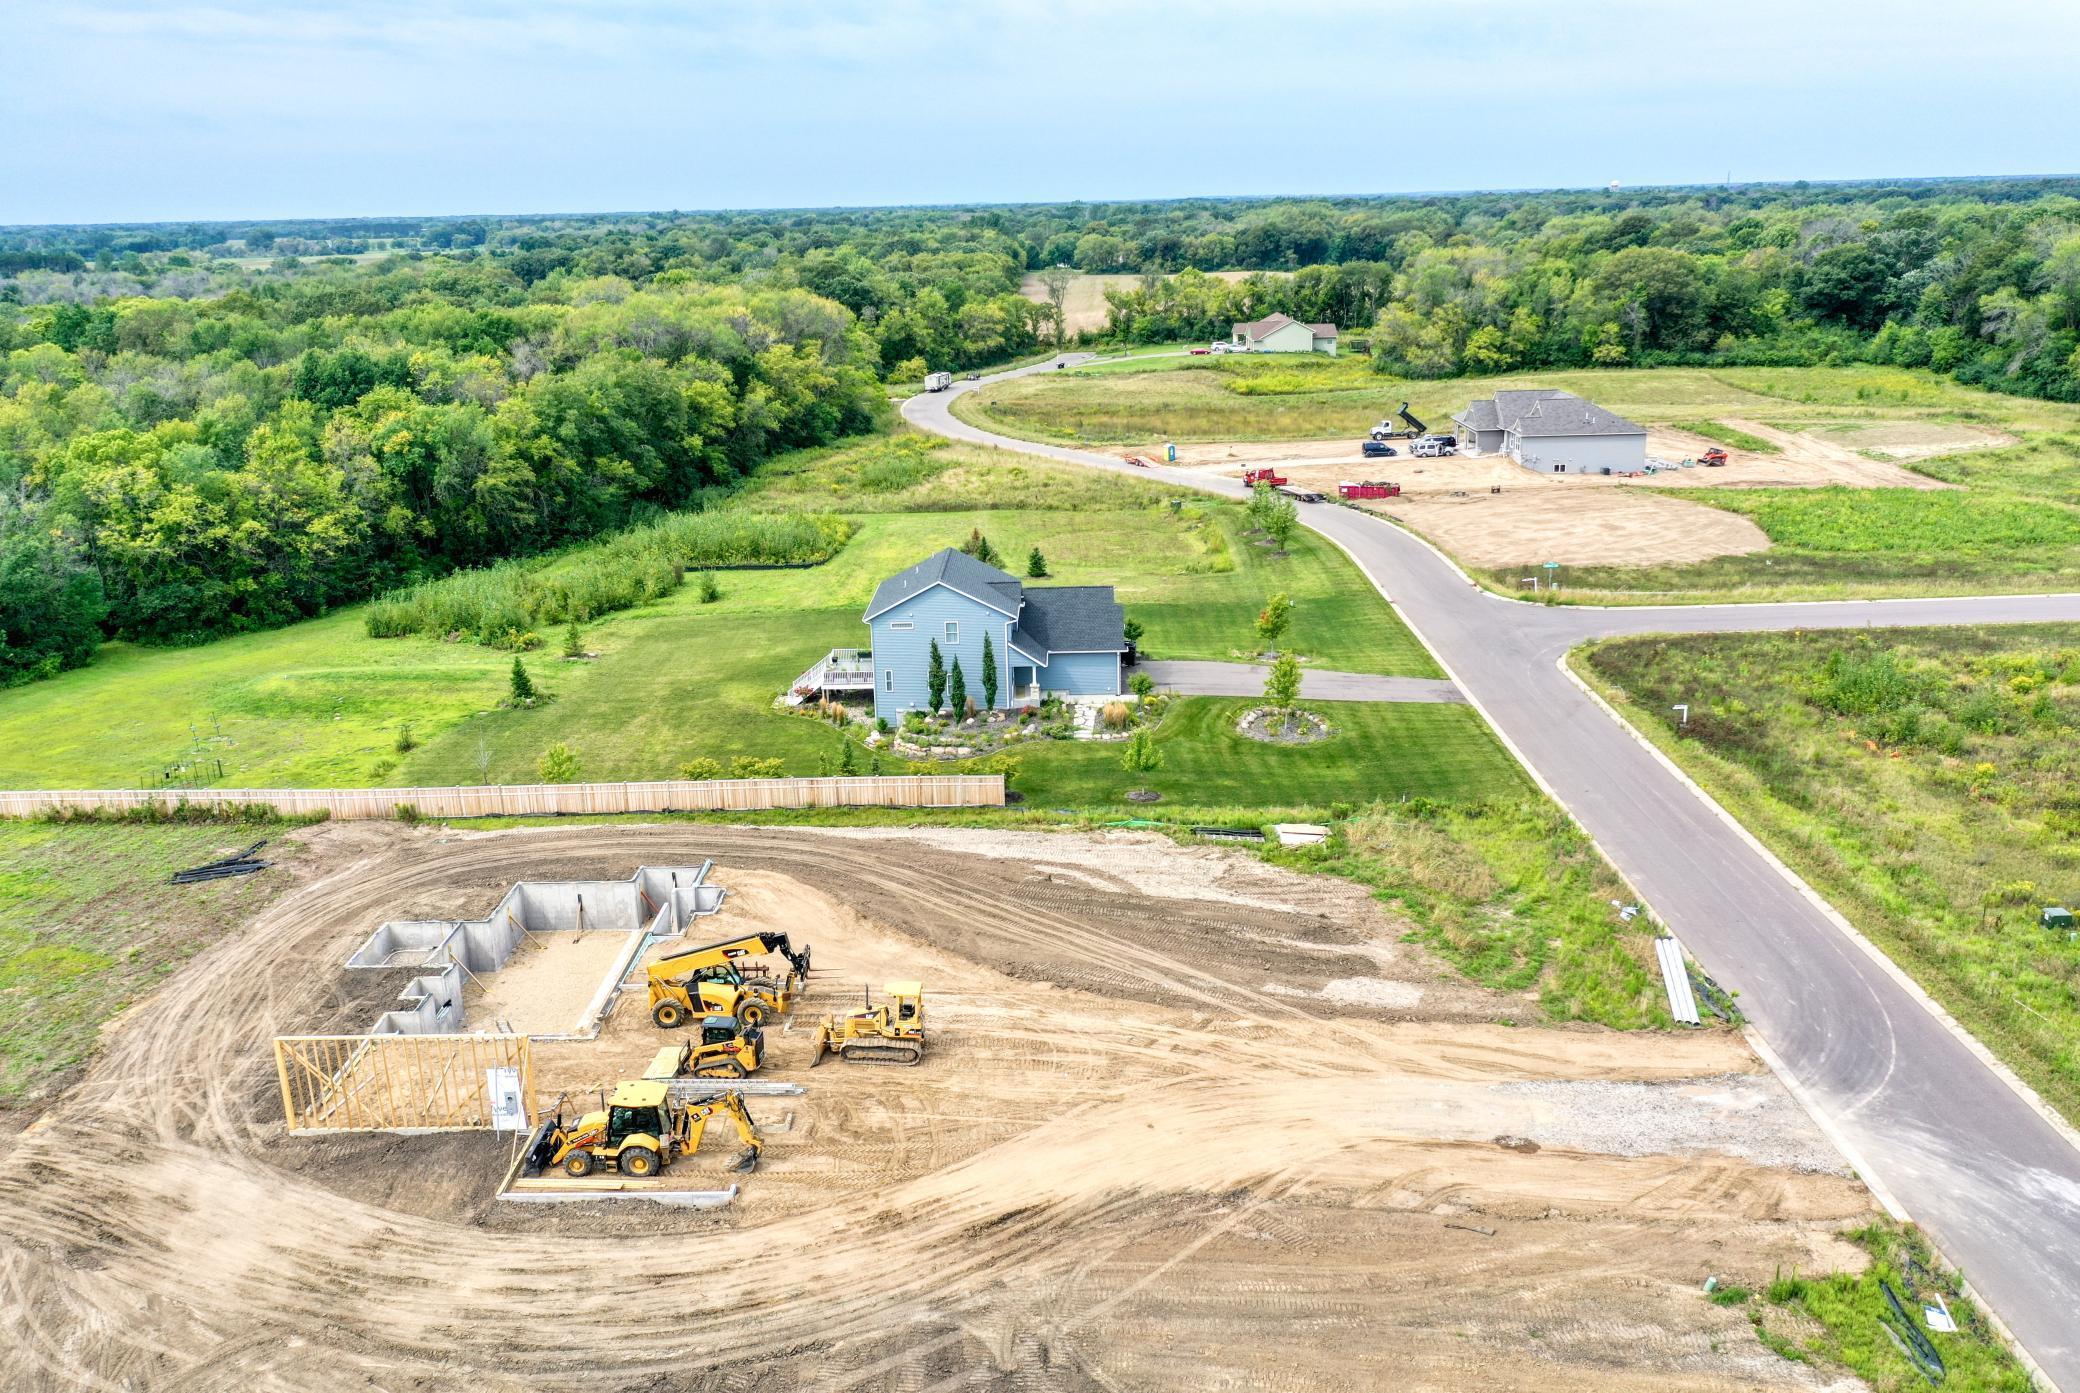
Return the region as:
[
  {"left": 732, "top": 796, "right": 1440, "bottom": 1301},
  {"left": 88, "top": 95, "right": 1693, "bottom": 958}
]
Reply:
[{"left": 1165, "top": 443, "right": 1177, "bottom": 463}]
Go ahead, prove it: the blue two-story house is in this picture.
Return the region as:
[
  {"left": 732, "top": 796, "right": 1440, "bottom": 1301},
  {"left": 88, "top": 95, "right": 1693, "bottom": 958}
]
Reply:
[{"left": 857, "top": 549, "right": 1127, "bottom": 720}]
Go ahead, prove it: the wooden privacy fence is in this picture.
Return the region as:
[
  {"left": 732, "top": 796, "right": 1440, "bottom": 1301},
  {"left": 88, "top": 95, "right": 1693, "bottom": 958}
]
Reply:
[
  {"left": 276, "top": 1033, "right": 533, "bottom": 1133},
  {"left": 0, "top": 774, "right": 1005, "bottom": 822}
]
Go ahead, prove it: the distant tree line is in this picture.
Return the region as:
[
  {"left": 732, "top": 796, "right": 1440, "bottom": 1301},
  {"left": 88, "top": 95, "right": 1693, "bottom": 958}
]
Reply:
[{"left": 10, "top": 176, "right": 2080, "bottom": 684}]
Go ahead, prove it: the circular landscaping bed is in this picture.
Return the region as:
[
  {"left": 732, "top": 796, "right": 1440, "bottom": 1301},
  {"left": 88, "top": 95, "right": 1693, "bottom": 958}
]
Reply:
[{"left": 1236, "top": 705, "right": 1332, "bottom": 746}]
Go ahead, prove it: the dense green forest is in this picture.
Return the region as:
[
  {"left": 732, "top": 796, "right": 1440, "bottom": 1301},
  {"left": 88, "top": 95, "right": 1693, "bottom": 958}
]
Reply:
[{"left": 6, "top": 176, "right": 2080, "bottom": 687}]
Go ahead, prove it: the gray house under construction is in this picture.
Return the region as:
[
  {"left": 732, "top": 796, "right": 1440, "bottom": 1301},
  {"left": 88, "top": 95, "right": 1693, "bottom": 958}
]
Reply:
[{"left": 1452, "top": 389, "right": 1648, "bottom": 475}]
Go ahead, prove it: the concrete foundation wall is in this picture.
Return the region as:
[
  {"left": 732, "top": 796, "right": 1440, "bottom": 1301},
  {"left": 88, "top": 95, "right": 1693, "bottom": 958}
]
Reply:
[{"left": 344, "top": 863, "right": 725, "bottom": 1036}]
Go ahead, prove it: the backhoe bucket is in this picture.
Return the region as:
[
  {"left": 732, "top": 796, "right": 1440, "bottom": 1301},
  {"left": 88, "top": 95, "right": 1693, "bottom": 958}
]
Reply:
[{"left": 730, "top": 1146, "right": 762, "bottom": 1174}]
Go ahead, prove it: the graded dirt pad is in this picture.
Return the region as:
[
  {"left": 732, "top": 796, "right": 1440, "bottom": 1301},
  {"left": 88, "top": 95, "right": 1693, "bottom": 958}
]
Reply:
[
  {"left": 1370, "top": 488, "right": 1772, "bottom": 568},
  {"left": 0, "top": 821, "right": 1877, "bottom": 1391},
  {"left": 1148, "top": 423, "right": 1957, "bottom": 567}
]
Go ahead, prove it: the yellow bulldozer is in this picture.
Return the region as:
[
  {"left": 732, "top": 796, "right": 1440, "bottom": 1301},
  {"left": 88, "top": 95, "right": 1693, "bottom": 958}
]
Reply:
[
  {"left": 641, "top": 1016, "right": 764, "bottom": 1080},
  {"left": 524, "top": 1080, "right": 763, "bottom": 1179},
  {"left": 809, "top": 981, "right": 926, "bottom": 1067},
  {"left": 645, "top": 930, "right": 811, "bottom": 1030}
]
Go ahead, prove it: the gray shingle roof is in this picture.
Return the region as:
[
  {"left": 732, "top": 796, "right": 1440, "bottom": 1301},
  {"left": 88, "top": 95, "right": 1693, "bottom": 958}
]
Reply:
[
  {"left": 1453, "top": 399, "right": 1500, "bottom": 431},
  {"left": 865, "top": 548, "right": 1021, "bottom": 620},
  {"left": 1455, "top": 389, "right": 1644, "bottom": 439},
  {"left": 1234, "top": 312, "right": 1338, "bottom": 340},
  {"left": 1011, "top": 587, "right": 1126, "bottom": 656}
]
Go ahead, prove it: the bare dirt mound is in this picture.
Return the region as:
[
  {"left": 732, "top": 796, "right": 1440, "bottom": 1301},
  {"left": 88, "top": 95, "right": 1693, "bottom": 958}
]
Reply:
[{"left": 0, "top": 822, "right": 1873, "bottom": 1391}]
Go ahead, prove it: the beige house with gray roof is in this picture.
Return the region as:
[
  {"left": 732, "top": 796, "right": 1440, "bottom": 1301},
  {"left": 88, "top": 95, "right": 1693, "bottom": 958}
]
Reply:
[
  {"left": 1452, "top": 388, "right": 1647, "bottom": 475},
  {"left": 1230, "top": 313, "right": 1338, "bottom": 354}
]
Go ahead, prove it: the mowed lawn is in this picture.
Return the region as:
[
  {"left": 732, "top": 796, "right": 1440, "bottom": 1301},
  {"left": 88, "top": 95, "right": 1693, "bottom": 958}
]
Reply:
[{"left": 0, "top": 437, "right": 1446, "bottom": 795}]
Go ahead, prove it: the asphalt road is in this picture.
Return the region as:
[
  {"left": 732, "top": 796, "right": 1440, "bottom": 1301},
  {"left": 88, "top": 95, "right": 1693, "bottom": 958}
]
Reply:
[
  {"left": 908, "top": 357, "right": 2080, "bottom": 1387},
  {"left": 1135, "top": 659, "right": 1464, "bottom": 703}
]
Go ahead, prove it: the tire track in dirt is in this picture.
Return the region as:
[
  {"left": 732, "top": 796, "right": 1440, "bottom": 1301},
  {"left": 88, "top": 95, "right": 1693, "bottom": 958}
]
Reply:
[{"left": 0, "top": 824, "right": 1870, "bottom": 1391}]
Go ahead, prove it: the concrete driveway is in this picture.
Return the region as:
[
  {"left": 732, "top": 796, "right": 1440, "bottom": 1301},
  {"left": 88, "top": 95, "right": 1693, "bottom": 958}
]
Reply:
[
  {"left": 907, "top": 355, "right": 2080, "bottom": 1387},
  {"left": 1135, "top": 659, "right": 1464, "bottom": 703}
]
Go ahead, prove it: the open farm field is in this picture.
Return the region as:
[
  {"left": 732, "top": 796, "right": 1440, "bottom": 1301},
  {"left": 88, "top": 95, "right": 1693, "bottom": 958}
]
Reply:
[
  {"left": 1019, "top": 270, "right": 1259, "bottom": 335},
  {"left": 1579, "top": 623, "right": 2080, "bottom": 1128},
  {"left": 0, "top": 436, "right": 1450, "bottom": 800},
  {"left": 11, "top": 818, "right": 2017, "bottom": 1391}
]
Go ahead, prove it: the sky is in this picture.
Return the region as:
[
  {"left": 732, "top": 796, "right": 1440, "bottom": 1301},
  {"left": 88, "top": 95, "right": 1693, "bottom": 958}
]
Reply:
[{"left": 3, "top": 0, "right": 2077, "bottom": 226}]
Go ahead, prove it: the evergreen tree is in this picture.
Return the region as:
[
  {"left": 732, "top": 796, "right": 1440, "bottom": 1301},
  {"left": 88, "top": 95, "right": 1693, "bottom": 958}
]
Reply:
[
  {"left": 926, "top": 638, "right": 946, "bottom": 710},
  {"left": 1121, "top": 727, "right": 1163, "bottom": 773},
  {"left": 948, "top": 658, "right": 968, "bottom": 715},
  {"left": 1026, "top": 547, "right": 1048, "bottom": 578},
  {"left": 981, "top": 633, "right": 998, "bottom": 708},
  {"left": 509, "top": 656, "right": 536, "bottom": 703}
]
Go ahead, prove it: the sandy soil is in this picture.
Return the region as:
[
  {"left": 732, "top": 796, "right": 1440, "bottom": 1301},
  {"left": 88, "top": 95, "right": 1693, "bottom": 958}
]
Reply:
[
  {"left": 1144, "top": 419, "right": 1952, "bottom": 568},
  {"left": 467, "top": 930, "right": 635, "bottom": 1035},
  {"left": 0, "top": 821, "right": 1877, "bottom": 1391}
]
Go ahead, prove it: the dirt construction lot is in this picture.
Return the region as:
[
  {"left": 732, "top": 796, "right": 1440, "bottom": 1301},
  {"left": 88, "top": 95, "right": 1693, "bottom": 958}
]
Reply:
[
  {"left": 0, "top": 822, "right": 1877, "bottom": 1391},
  {"left": 1147, "top": 420, "right": 1959, "bottom": 567}
]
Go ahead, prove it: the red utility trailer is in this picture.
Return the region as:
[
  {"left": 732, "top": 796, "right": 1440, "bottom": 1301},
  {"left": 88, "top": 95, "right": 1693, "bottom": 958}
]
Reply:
[
  {"left": 1338, "top": 480, "right": 1401, "bottom": 500},
  {"left": 1241, "top": 467, "right": 1288, "bottom": 487}
]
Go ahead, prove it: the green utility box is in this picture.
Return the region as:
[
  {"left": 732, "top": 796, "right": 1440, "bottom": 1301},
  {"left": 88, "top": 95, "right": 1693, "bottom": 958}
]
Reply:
[{"left": 2043, "top": 906, "right": 2077, "bottom": 934}]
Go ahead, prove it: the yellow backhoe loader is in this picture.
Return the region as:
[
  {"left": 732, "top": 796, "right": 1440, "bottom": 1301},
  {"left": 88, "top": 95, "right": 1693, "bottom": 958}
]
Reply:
[
  {"left": 645, "top": 931, "right": 811, "bottom": 1030},
  {"left": 809, "top": 981, "right": 926, "bottom": 1066},
  {"left": 641, "top": 1016, "right": 764, "bottom": 1079},
  {"left": 524, "top": 1080, "right": 763, "bottom": 1179}
]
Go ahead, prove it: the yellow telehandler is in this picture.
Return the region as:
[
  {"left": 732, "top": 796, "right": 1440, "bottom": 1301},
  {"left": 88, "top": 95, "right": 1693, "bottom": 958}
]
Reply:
[
  {"left": 809, "top": 981, "right": 926, "bottom": 1067},
  {"left": 645, "top": 931, "right": 811, "bottom": 1030},
  {"left": 641, "top": 1016, "right": 764, "bottom": 1080},
  {"left": 524, "top": 1080, "right": 763, "bottom": 1179}
]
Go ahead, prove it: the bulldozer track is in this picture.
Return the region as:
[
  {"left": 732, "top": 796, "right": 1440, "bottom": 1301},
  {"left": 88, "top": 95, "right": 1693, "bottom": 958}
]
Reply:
[{"left": 0, "top": 823, "right": 1874, "bottom": 1391}]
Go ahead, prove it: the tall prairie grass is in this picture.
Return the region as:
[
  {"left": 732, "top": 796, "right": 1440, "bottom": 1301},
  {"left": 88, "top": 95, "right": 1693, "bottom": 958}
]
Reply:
[{"left": 366, "top": 510, "right": 854, "bottom": 643}]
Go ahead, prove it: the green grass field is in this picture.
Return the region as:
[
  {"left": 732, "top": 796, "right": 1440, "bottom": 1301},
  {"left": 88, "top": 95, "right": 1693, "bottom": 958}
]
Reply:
[
  {"left": 954, "top": 358, "right": 2080, "bottom": 447},
  {"left": 0, "top": 821, "right": 300, "bottom": 1107},
  {"left": 1578, "top": 623, "right": 2080, "bottom": 1126},
  {"left": 0, "top": 434, "right": 1444, "bottom": 797}
]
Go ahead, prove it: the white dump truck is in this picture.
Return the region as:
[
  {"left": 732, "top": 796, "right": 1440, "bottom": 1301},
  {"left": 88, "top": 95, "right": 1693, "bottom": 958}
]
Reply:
[{"left": 923, "top": 371, "right": 954, "bottom": 392}]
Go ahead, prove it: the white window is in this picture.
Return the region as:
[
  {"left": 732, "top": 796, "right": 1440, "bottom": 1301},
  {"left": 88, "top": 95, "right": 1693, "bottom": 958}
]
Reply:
[
  {"left": 883, "top": 669, "right": 893, "bottom": 692},
  {"left": 944, "top": 621, "right": 959, "bottom": 644},
  {"left": 890, "top": 620, "right": 914, "bottom": 631}
]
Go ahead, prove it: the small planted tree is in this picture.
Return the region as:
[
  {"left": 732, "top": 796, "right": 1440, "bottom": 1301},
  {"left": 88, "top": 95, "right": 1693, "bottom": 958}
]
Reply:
[
  {"left": 1129, "top": 671, "right": 1156, "bottom": 699},
  {"left": 509, "top": 656, "right": 536, "bottom": 704},
  {"left": 1121, "top": 727, "right": 1163, "bottom": 773},
  {"left": 1256, "top": 592, "right": 1292, "bottom": 652},
  {"left": 926, "top": 638, "right": 946, "bottom": 711},
  {"left": 962, "top": 527, "right": 1001, "bottom": 567},
  {"left": 537, "top": 742, "right": 579, "bottom": 783},
  {"left": 1265, "top": 651, "right": 1302, "bottom": 712},
  {"left": 837, "top": 738, "right": 860, "bottom": 775},
  {"left": 562, "top": 622, "right": 585, "bottom": 658},
  {"left": 1026, "top": 547, "right": 1049, "bottom": 578},
  {"left": 1123, "top": 616, "right": 1144, "bottom": 654},
  {"left": 947, "top": 658, "right": 968, "bottom": 717},
  {"left": 981, "top": 633, "right": 998, "bottom": 709},
  {"left": 1263, "top": 493, "right": 1299, "bottom": 551},
  {"left": 697, "top": 572, "right": 722, "bottom": 603}
]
